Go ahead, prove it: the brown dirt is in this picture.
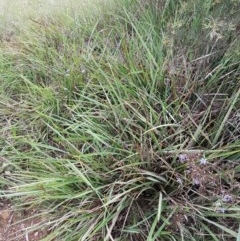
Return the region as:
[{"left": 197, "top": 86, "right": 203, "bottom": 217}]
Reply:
[{"left": 0, "top": 199, "right": 48, "bottom": 241}]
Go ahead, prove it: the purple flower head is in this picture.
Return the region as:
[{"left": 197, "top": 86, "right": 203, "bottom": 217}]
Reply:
[
  {"left": 222, "top": 194, "right": 232, "bottom": 203},
  {"left": 193, "top": 178, "right": 200, "bottom": 185},
  {"left": 178, "top": 154, "right": 188, "bottom": 163},
  {"left": 199, "top": 158, "right": 207, "bottom": 165}
]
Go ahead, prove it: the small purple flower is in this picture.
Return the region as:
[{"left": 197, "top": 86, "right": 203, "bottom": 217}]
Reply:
[
  {"left": 193, "top": 178, "right": 200, "bottom": 185},
  {"left": 178, "top": 154, "right": 188, "bottom": 163},
  {"left": 222, "top": 194, "right": 232, "bottom": 203},
  {"left": 199, "top": 158, "right": 207, "bottom": 165}
]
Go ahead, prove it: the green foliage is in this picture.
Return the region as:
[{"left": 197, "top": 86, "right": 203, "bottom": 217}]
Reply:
[{"left": 0, "top": 0, "right": 239, "bottom": 240}]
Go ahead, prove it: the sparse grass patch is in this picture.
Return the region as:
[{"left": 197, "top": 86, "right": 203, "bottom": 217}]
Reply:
[{"left": 0, "top": 0, "right": 240, "bottom": 240}]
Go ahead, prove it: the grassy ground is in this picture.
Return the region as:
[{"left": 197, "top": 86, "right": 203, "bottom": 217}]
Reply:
[{"left": 0, "top": 0, "right": 240, "bottom": 240}]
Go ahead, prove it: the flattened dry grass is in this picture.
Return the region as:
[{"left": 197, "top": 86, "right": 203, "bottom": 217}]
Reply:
[{"left": 0, "top": 0, "right": 240, "bottom": 240}]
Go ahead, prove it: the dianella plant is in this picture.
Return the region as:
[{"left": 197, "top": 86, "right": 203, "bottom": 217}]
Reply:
[{"left": 0, "top": 0, "right": 239, "bottom": 240}]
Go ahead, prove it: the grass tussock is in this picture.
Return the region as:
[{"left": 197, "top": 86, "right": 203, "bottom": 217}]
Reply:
[{"left": 0, "top": 0, "right": 240, "bottom": 240}]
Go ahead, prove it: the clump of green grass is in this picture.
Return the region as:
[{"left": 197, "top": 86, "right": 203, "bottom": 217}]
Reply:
[{"left": 0, "top": 0, "right": 240, "bottom": 240}]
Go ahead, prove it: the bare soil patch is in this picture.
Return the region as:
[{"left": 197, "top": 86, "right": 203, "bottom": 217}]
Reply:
[{"left": 0, "top": 199, "right": 48, "bottom": 241}]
